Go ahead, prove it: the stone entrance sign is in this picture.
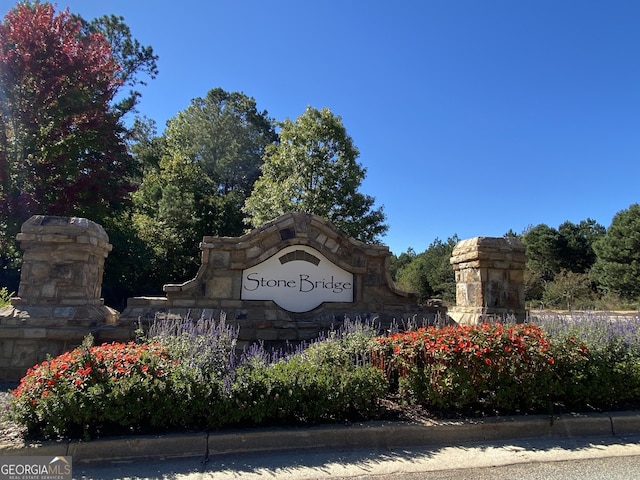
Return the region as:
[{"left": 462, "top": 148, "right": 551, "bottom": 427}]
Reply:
[
  {"left": 120, "top": 213, "right": 438, "bottom": 348},
  {"left": 241, "top": 245, "right": 354, "bottom": 312},
  {"left": 0, "top": 213, "right": 529, "bottom": 382}
]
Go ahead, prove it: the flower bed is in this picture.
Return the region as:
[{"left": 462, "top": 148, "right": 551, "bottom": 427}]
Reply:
[
  {"left": 8, "top": 317, "right": 386, "bottom": 439},
  {"left": 7, "top": 313, "right": 640, "bottom": 440},
  {"left": 9, "top": 338, "right": 189, "bottom": 438},
  {"left": 372, "top": 323, "right": 567, "bottom": 414}
]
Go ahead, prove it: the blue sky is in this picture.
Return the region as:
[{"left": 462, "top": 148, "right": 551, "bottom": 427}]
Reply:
[{"left": 3, "top": 1, "right": 639, "bottom": 255}]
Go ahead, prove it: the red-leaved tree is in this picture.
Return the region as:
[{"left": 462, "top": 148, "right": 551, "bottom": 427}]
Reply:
[{"left": 0, "top": 2, "right": 139, "bottom": 232}]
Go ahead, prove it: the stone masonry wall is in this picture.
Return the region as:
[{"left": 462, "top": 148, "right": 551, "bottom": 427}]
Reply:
[
  {"left": 448, "top": 236, "right": 527, "bottom": 324},
  {"left": 120, "top": 213, "right": 442, "bottom": 350},
  {"left": 0, "top": 214, "right": 527, "bottom": 381},
  {"left": 0, "top": 216, "right": 118, "bottom": 381}
]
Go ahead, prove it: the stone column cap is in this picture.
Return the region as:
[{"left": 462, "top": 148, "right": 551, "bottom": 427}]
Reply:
[
  {"left": 17, "top": 215, "right": 111, "bottom": 250},
  {"left": 450, "top": 236, "right": 526, "bottom": 265}
]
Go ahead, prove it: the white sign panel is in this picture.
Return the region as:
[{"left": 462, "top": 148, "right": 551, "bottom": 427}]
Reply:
[{"left": 241, "top": 245, "right": 354, "bottom": 312}]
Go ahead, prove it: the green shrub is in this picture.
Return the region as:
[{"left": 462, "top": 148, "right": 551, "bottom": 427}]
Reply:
[
  {"left": 550, "top": 334, "right": 640, "bottom": 410},
  {"left": 143, "top": 313, "right": 239, "bottom": 428},
  {"left": 224, "top": 317, "right": 386, "bottom": 427},
  {"left": 231, "top": 354, "right": 387, "bottom": 426},
  {"left": 372, "top": 323, "right": 563, "bottom": 414},
  {"left": 9, "top": 336, "right": 192, "bottom": 439},
  {"left": 538, "top": 312, "right": 640, "bottom": 410},
  {"left": 303, "top": 317, "right": 380, "bottom": 367},
  {"left": 0, "top": 287, "right": 13, "bottom": 307}
]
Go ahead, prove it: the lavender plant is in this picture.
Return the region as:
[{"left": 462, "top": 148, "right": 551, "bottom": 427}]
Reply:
[
  {"left": 531, "top": 309, "right": 640, "bottom": 350},
  {"left": 147, "top": 310, "right": 238, "bottom": 378},
  {"left": 532, "top": 309, "right": 640, "bottom": 409},
  {"left": 141, "top": 311, "right": 243, "bottom": 428},
  {"left": 144, "top": 313, "right": 388, "bottom": 429},
  {"left": 302, "top": 316, "right": 381, "bottom": 367}
]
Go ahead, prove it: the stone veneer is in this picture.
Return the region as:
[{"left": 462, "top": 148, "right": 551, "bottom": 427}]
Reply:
[
  {"left": 448, "top": 236, "right": 527, "bottom": 324},
  {"left": 0, "top": 214, "right": 527, "bottom": 381},
  {"left": 0, "top": 216, "right": 118, "bottom": 381},
  {"left": 119, "top": 213, "right": 442, "bottom": 350}
]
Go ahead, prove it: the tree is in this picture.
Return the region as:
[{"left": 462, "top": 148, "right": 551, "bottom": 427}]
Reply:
[
  {"left": 80, "top": 14, "right": 159, "bottom": 117},
  {"left": 395, "top": 236, "right": 458, "bottom": 304},
  {"left": 591, "top": 204, "right": 640, "bottom": 301},
  {"left": 558, "top": 219, "right": 605, "bottom": 274},
  {"left": 1, "top": 4, "right": 115, "bottom": 221},
  {"left": 521, "top": 224, "right": 564, "bottom": 285},
  {"left": 243, "top": 106, "right": 387, "bottom": 243},
  {"left": 0, "top": 2, "right": 157, "bottom": 300},
  {"left": 521, "top": 220, "right": 605, "bottom": 304},
  {"left": 100, "top": 213, "right": 159, "bottom": 309},
  {"left": 131, "top": 88, "right": 277, "bottom": 285},
  {"left": 543, "top": 269, "right": 594, "bottom": 310},
  {"left": 0, "top": 2, "right": 157, "bottom": 246},
  {"left": 161, "top": 88, "right": 276, "bottom": 197},
  {"left": 389, "top": 247, "right": 416, "bottom": 281},
  {"left": 395, "top": 256, "right": 434, "bottom": 301}
]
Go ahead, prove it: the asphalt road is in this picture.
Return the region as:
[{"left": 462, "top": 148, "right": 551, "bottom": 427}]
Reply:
[
  {"left": 375, "top": 456, "right": 640, "bottom": 480},
  {"left": 74, "top": 433, "right": 640, "bottom": 479}
]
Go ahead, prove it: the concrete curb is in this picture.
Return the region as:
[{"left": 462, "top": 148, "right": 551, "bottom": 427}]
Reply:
[{"left": 4, "top": 411, "right": 639, "bottom": 464}]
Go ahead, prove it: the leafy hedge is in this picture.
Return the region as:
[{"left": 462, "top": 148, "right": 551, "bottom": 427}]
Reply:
[
  {"left": 8, "top": 337, "right": 191, "bottom": 438},
  {"left": 536, "top": 312, "right": 640, "bottom": 410},
  {"left": 372, "top": 323, "right": 556, "bottom": 413},
  {"left": 371, "top": 316, "right": 640, "bottom": 415},
  {"left": 8, "top": 314, "right": 640, "bottom": 439},
  {"left": 8, "top": 317, "right": 386, "bottom": 439}
]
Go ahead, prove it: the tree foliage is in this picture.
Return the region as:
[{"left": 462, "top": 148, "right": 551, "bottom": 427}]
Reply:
[
  {"left": 0, "top": 1, "right": 158, "bottom": 299},
  {"left": 394, "top": 236, "right": 458, "bottom": 303},
  {"left": 243, "top": 106, "right": 387, "bottom": 243},
  {"left": 81, "top": 13, "right": 158, "bottom": 117},
  {"left": 521, "top": 219, "right": 605, "bottom": 305},
  {"left": 591, "top": 204, "right": 640, "bottom": 301},
  {"left": 543, "top": 269, "right": 594, "bottom": 310},
  {"left": 557, "top": 219, "right": 605, "bottom": 274},
  {"left": 0, "top": 3, "right": 158, "bottom": 223},
  {"left": 389, "top": 247, "right": 416, "bottom": 281},
  {"left": 131, "top": 88, "right": 276, "bottom": 285},
  {"left": 100, "top": 212, "right": 159, "bottom": 308},
  {"left": 1, "top": 4, "right": 122, "bottom": 223},
  {"left": 522, "top": 224, "right": 564, "bottom": 284}
]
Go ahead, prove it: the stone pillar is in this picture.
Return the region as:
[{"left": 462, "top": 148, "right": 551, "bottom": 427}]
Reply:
[
  {"left": 0, "top": 216, "right": 118, "bottom": 381},
  {"left": 15, "top": 216, "right": 112, "bottom": 306},
  {"left": 448, "top": 237, "right": 527, "bottom": 325}
]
